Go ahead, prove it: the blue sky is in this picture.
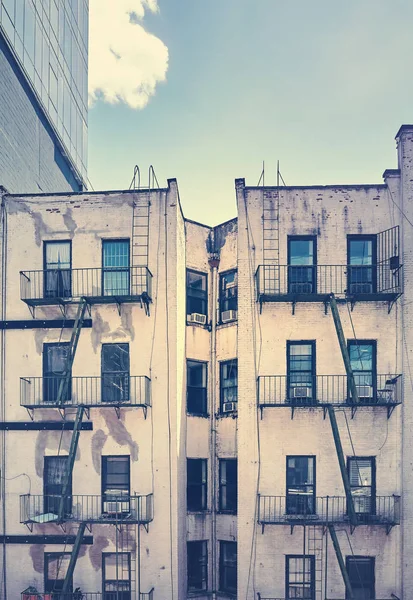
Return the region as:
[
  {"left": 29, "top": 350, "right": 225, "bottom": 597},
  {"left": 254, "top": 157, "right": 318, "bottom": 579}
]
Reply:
[{"left": 88, "top": 0, "right": 413, "bottom": 225}]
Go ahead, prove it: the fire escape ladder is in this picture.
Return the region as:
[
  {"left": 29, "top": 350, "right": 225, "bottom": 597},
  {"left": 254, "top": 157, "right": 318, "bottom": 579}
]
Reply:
[
  {"left": 328, "top": 294, "right": 358, "bottom": 527},
  {"left": 262, "top": 189, "right": 280, "bottom": 298},
  {"left": 61, "top": 522, "right": 86, "bottom": 593},
  {"left": 328, "top": 525, "right": 354, "bottom": 599},
  {"left": 307, "top": 526, "right": 323, "bottom": 600},
  {"left": 131, "top": 196, "right": 150, "bottom": 268}
]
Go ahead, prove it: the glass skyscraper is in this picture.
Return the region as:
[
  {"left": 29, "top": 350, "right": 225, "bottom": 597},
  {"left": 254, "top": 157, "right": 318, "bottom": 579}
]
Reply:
[{"left": 0, "top": 0, "right": 88, "bottom": 191}]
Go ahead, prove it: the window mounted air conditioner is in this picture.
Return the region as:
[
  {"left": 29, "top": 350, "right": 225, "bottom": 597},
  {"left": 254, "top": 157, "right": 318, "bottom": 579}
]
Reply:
[
  {"left": 292, "top": 386, "right": 312, "bottom": 399},
  {"left": 103, "top": 489, "right": 130, "bottom": 515},
  {"left": 355, "top": 385, "right": 373, "bottom": 399},
  {"left": 222, "top": 401, "right": 237, "bottom": 413},
  {"left": 188, "top": 313, "right": 207, "bottom": 325},
  {"left": 221, "top": 310, "right": 237, "bottom": 323},
  {"left": 290, "top": 282, "right": 313, "bottom": 294},
  {"left": 349, "top": 282, "right": 373, "bottom": 294}
]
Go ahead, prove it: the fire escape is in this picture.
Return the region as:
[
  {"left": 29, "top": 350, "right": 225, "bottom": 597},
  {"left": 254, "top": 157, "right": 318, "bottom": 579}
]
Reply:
[
  {"left": 19, "top": 196, "right": 154, "bottom": 598},
  {"left": 255, "top": 196, "right": 402, "bottom": 599}
]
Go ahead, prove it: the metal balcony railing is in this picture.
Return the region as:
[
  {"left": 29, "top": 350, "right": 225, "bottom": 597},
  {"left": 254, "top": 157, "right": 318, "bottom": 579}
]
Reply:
[
  {"left": 20, "top": 376, "right": 151, "bottom": 409},
  {"left": 258, "top": 495, "right": 400, "bottom": 526},
  {"left": 257, "top": 597, "right": 398, "bottom": 600},
  {"left": 22, "top": 592, "right": 155, "bottom": 600},
  {"left": 256, "top": 263, "right": 402, "bottom": 302},
  {"left": 258, "top": 374, "right": 402, "bottom": 408},
  {"left": 20, "top": 267, "right": 152, "bottom": 306},
  {"left": 20, "top": 493, "right": 153, "bottom": 525}
]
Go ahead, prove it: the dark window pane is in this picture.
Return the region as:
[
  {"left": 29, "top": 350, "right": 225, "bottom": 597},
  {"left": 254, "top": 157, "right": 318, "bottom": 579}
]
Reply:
[
  {"left": 43, "top": 343, "right": 71, "bottom": 403},
  {"left": 286, "top": 556, "right": 314, "bottom": 599},
  {"left": 187, "top": 361, "right": 207, "bottom": 414},
  {"left": 44, "top": 241, "right": 71, "bottom": 298},
  {"left": 187, "top": 541, "right": 208, "bottom": 591},
  {"left": 220, "top": 270, "right": 238, "bottom": 316},
  {"left": 286, "top": 457, "right": 315, "bottom": 515},
  {"left": 187, "top": 270, "right": 207, "bottom": 316},
  {"left": 219, "top": 459, "right": 237, "bottom": 513},
  {"left": 45, "top": 552, "right": 72, "bottom": 592},
  {"left": 101, "top": 344, "right": 130, "bottom": 403},
  {"left": 103, "top": 241, "right": 130, "bottom": 296},
  {"left": 346, "top": 557, "right": 374, "bottom": 599},
  {"left": 219, "top": 541, "right": 237, "bottom": 595},
  {"left": 187, "top": 459, "right": 207, "bottom": 511},
  {"left": 290, "top": 240, "right": 314, "bottom": 266},
  {"left": 220, "top": 360, "right": 238, "bottom": 408}
]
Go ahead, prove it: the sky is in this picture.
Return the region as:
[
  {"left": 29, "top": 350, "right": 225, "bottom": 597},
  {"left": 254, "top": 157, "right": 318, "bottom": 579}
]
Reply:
[{"left": 87, "top": 0, "right": 413, "bottom": 226}]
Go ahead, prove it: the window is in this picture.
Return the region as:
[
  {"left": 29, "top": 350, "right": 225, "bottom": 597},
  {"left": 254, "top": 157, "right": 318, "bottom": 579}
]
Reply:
[
  {"left": 286, "top": 555, "right": 315, "bottom": 599},
  {"left": 219, "top": 270, "right": 237, "bottom": 321},
  {"left": 348, "top": 341, "right": 376, "bottom": 402},
  {"left": 187, "top": 541, "right": 208, "bottom": 592},
  {"left": 286, "top": 456, "right": 315, "bottom": 515},
  {"left": 288, "top": 236, "right": 316, "bottom": 294},
  {"left": 219, "top": 459, "right": 237, "bottom": 513},
  {"left": 186, "top": 270, "right": 208, "bottom": 317},
  {"left": 220, "top": 360, "right": 238, "bottom": 411},
  {"left": 287, "top": 341, "right": 315, "bottom": 404},
  {"left": 187, "top": 459, "right": 207, "bottom": 511},
  {"left": 44, "top": 552, "right": 72, "bottom": 592},
  {"left": 44, "top": 456, "right": 71, "bottom": 517},
  {"left": 348, "top": 457, "right": 375, "bottom": 517},
  {"left": 187, "top": 360, "right": 207, "bottom": 415},
  {"left": 102, "top": 240, "right": 130, "bottom": 296},
  {"left": 348, "top": 235, "right": 376, "bottom": 294},
  {"left": 101, "top": 343, "right": 130, "bottom": 403},
  {"left": 219, "top": 541, "right": 237, "bottom": 595},
  {"left": 43, "top": 343, "right": 71, "bottom": 403},
  {"left": 44, "top": 241, "right": 72, "bottom": 298},
  {"left": 103, "top": 552, "right": 131, "bottom": 599},
  {"left": 102, "top": 456, "right": 130, "bottom": 516},
  {"left": 346, "top": 557, "right": 375, "bottom": 599}
]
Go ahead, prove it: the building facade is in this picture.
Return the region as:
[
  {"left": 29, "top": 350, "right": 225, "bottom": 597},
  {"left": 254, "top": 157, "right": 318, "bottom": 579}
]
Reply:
[
  {"left": 0, "top": 125, "right": 412, "bottom": 598},
  {"left": 0, "top": 0, "right": 88, "bottom": 194}
]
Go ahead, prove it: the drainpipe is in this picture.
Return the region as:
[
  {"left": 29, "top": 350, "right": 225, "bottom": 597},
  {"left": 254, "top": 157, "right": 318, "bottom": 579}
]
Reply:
[{"left": 208, "top": 250, "right": 220, "bottom": 598}]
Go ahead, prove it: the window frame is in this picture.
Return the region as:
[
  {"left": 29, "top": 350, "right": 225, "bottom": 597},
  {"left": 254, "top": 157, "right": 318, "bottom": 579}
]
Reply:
[
  {"left": 285, "top": 554, "right": 315, "bottom": 600},
  {"left": 287, "top": 235, "right": 317, "bottom": 294},
  {"left": 43, "top": 239, "right": 72, "bottom": 299},
  {"left": 43, "top": 455, "right": 72, "bottom": 516},
  {"left": 219, "top": 541, "right": 237, "bottom": 596},
  {"left": 220, "top": 359, "right": 238, "bottom": 412},
  {"left": 102, "top": 551, "right": 131, "bottom": 594},
  {"left": 345, "top": 556, "right": 375, "bottom": 599},
  {"left": 44, "top": 551, "right": 72, "bottom": 592},
  {"left": 347, "top": 234, "right": 377, "bottom": 294},
  {"left": 347, "top": 339, "right": 377, "bottom": 401},
  {"left": 187, "top": 458, "right": 208, "bottom": 512},
  {"left": 186, "top": 269, "right": 208, "bottom": 318},
  {"left": 347, "top": 456, "right": 376, "bottom": 516},
  {"left": 219, "top": 458, "right": 237, "bottom": 514},
  {"left": 286, "top": 455, "right": 316, "bottom": 516},
  {"left": 219, "top": 269, "right": 238, "bottom": 321},
  {"left": 42, "top": 342, "right": 71, "bottom": 403},
  {"left": 286, "top": 340, "right": 316, "bottom": 403},
  {"left": 187, "top": 540, "right": 208, "bottom": 592},
  {"left": 101, "top": 342, "right": 130, "bottom": 403},
  {"left": 101, "top": 456, "right": 131, "bottom": 516},
  {"left": 101, "top": 238, "right": 131, "bottom": 297},
  {"left": 187, "top": 359, "right": 208, "bottom": 416}
]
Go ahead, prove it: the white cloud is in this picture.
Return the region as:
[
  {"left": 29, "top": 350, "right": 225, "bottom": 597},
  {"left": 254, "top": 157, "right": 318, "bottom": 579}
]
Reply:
[{"left": 89, "top": 0, "right": 169, "bottom": 109}]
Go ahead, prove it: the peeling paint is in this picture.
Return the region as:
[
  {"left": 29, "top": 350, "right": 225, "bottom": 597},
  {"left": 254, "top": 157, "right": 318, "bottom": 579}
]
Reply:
[
  {"left": 91, "top": 429, "right": 108, "bottom": 474},
  {"left": 31, "top": 211, "right": 54, "bottom": 247},
  {"left": 91, "top": 312, "right": 111, "bottom": 353},
  {"left": 29, "top": 544, "right": 45, "bottom": 572},
  {"left": 35, "top": 430, "right": 81, "bottom": 477},
  {"left": 120, "top": 306, "right": 135, "bottom": 341},
  {"left": 63, "top": 208, "right": 78, "bottom": 237},
  {"left": 89, "top": 535, "right": 109, "bottom": 571},
  {"left": 34, "top": 329, "right": 48, "bottom": 355},
  {"left": 102, "top": 411, "right": 139, "bottom": 461}
]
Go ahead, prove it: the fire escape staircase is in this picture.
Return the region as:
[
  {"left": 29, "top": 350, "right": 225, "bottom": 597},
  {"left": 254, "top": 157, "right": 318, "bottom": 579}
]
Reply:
[{"left": 327, "top": 293, "right": 359, "bottom": 599}]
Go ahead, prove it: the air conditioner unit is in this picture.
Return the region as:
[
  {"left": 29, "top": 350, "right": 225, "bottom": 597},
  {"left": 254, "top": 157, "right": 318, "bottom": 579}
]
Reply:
[
  {"left": 290, "top": 283, "right": 313, "bottom": 294},
  {"left": 223, "top": 401, "right": 237, "bottom": 413},
  {"left": 103, "top": 490, "right": 130, "bottom": 515},
  {"left": 349, "top": 282, "right": 373, "bottom": 294},
  {"left": 188, "top": 313, "right": 207, "bottom": 325},
  {"left": 221, "top": 310, "right": 237, "bottom": 323},
  {"left": 292, "top": 386, "right": 312, "bottom": 399},
  {"left": 355, "top": 385, "right": 373, "bottom": 399}
]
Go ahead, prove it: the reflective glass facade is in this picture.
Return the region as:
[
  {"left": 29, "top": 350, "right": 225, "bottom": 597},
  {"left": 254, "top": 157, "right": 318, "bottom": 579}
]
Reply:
[{"left": 0, "top": 0, "right": 88, "bottom": 184}]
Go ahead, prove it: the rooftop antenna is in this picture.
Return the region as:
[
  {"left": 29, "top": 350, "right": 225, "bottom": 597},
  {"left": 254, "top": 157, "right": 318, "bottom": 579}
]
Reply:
[{"left": 257, "top": 161, "right": 265, "bottom": 186}]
